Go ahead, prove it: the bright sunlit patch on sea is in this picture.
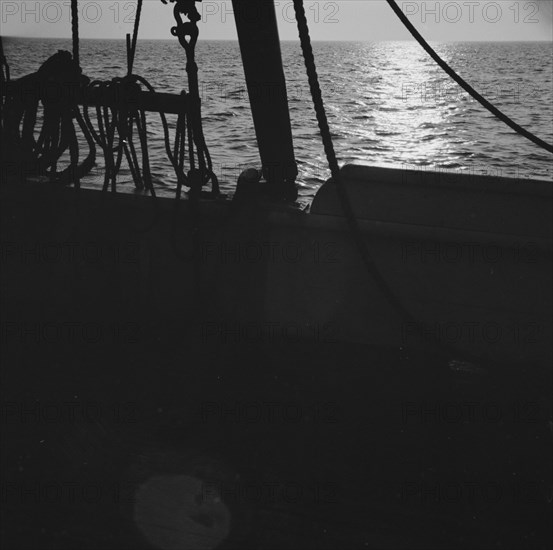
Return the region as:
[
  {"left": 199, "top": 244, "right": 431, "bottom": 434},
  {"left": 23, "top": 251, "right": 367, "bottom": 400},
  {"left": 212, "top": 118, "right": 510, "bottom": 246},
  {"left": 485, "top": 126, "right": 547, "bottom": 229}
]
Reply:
[
  {"left": 133, "top": 474, "right": 231, "bottom": 550},
  {"left": 367, "top": 43, "right": 458, "bottom": 165}
]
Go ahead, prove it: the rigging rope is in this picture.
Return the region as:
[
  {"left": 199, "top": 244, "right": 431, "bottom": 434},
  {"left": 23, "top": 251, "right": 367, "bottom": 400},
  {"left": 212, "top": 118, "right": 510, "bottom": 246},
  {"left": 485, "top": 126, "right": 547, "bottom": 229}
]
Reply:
[
  {"left": 386, "top": 0, "right": 553, "bottom": 154},
  {"left": 170, "top": 0, "right": 219, "bottom": 199},
  {"left": 129, "top": 0, "right": 144, "bottom": 75},
  {"left": 293, "top": 0, "right": 493, "bottom": 366},
  {"left": 0, "top": 35, "right": 9, "bottom": 81},
  {"left": 71, "top": 0, "right": 79, "bottom": 68},
  {"left": 0, "top": 35, "right": 10, "bottom": 154},
  {"left": 166, "top": 0, "right": 220, "bottom": 266}
]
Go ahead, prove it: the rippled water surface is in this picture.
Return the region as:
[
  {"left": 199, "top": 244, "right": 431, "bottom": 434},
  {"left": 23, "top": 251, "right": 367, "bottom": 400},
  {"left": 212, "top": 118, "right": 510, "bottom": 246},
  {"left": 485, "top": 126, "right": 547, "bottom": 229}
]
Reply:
[{"left": 4, "top": 38, "right": 553, "bottom": 197}]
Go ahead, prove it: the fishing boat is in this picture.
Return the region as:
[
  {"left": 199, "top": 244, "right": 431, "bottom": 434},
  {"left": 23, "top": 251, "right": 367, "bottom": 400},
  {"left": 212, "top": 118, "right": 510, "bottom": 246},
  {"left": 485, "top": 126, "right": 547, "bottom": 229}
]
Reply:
[{"left": 1, "top": 1, "right": 551, "bottom": 549}]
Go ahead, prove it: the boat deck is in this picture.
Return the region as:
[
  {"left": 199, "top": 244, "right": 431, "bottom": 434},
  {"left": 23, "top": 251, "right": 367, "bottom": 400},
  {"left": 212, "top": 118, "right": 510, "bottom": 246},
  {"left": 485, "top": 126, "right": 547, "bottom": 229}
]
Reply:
[{"left": 2, "top": 333, "right": 551, "bottom": 549}]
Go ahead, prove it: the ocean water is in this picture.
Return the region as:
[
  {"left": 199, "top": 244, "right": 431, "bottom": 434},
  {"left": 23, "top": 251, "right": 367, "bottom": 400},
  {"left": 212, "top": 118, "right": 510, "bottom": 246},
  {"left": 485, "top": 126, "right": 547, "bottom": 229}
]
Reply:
[{"left": 3, "top": 37, "right": 553, "bottom": 198}]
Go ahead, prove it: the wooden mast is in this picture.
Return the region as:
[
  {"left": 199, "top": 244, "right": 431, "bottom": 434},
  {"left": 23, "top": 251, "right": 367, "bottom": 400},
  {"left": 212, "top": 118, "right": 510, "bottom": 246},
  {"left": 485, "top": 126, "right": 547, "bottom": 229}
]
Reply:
[{"left": 232, "top": 0, "right": 298, "bottom": 200}]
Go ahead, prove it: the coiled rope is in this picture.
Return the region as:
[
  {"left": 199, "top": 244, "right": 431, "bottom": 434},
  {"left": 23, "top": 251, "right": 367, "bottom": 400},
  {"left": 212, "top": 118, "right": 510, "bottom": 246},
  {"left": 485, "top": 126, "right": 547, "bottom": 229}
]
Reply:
[
  {"left": 81, "top": 0, "right": 158, "bottom": 201},
  {"left": 1, "top": 0, "right": 94, "bottom": 187},
  {"left": 82, "top": 77, "right": 153, "bottom": 195},
  {"left": 386, "top": 0, "right": 553, "bottom": 154},
  {"left": 2, "top": 49, "right": 96, "bottom": 185}
]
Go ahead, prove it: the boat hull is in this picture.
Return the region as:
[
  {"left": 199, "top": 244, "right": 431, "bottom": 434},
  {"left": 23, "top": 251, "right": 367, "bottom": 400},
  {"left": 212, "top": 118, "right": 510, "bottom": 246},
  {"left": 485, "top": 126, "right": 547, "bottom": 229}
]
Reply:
[
  {"left": 2, "top": 164, "right": 551, "bottom": 367},
  {"left": 1, "top": 165, "right": 551, "bottom": 549}
]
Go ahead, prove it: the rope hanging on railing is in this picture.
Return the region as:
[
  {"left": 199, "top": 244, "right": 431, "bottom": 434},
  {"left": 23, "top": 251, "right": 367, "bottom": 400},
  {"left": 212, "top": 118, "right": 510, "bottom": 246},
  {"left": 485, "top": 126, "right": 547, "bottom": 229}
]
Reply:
[
  {"left": 82, "top": 77, "right": 153, "bottom": 196},
  {"left": 1, "top": 0, "right": 95, "bottom": 187},
  {"left": 82, "top": 1, "right": 157, "bottom": 197},
  {"left": 386, "top": 0, "right": 553, "bottom": 154},
  {"left": 82, "top": 81, "right": 118, "bottom": 192},
  {"left": 2, "top": 49, "right": 96, "bottom": 184}
]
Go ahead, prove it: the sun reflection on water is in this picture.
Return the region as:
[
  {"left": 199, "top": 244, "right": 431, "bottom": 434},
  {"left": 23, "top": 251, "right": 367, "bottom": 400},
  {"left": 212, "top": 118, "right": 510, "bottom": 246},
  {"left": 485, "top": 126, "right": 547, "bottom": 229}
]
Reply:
[{"left": 337, "top": 42, "right": 476, "bottom": 170}]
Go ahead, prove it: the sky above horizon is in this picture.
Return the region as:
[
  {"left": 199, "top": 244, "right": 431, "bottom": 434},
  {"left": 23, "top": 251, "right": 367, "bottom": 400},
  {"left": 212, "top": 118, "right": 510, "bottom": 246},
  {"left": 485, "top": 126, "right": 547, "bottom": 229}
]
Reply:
[{"left": 1, "top": 1, "right": 552, "bottom": 42}]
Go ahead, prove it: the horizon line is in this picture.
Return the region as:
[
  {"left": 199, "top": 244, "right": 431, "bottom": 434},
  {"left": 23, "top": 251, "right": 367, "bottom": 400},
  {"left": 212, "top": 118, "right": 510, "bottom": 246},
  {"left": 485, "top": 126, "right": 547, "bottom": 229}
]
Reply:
[{"left": 2, "top": 35, "right": 552, "bottom": 43}]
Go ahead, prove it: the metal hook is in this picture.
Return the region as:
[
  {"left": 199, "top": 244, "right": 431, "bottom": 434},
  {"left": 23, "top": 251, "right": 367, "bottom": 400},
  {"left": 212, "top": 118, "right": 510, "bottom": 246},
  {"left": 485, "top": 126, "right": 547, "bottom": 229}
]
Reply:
[{"left": 170, "top": 0, "right": 201, "bottom": 57}]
